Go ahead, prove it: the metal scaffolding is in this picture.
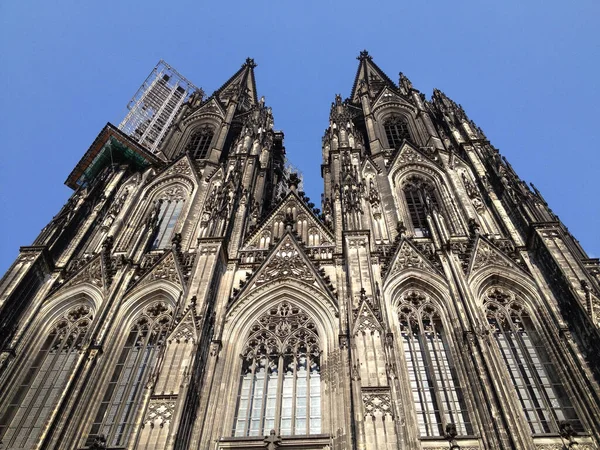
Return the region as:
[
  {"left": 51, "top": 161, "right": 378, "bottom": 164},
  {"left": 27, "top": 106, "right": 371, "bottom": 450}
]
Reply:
[{"left": 118, "top": 60, "right": 199, "bottom": 154}]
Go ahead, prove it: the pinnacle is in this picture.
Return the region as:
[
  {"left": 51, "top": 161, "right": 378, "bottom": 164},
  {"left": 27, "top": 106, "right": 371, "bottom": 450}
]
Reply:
[
  {"left": 357, "top": 49, "right": 372, "bottom": 61},
  {"left": 243, "top": 57, "right": 257, "bottom": 69}
]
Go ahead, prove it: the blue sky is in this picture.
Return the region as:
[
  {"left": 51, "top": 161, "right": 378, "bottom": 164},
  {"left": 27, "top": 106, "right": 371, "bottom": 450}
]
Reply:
[{"left": 0, "top": 1, "right": 598, "bottom": 274}]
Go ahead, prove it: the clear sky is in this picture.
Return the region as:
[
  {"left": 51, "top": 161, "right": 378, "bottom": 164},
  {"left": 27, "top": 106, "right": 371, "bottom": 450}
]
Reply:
[{"left": 0, "top": 1, "right": 598, "bottom": 274}]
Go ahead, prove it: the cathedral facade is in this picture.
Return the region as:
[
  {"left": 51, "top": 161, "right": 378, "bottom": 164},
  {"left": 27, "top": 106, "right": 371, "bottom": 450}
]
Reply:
[{"left": 1, "top": 52, "right": 599, "bottom": 450}]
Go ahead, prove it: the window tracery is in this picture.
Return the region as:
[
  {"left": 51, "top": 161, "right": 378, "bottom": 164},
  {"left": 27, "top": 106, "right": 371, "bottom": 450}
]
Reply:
[
  {"left": 0, "top": 305, "right": 93, "bottom": 449},
  {"left": 383, "top": 115, "right": 411, "bottom": 148},
  {"left": 402, "top": 176, "right": 439, "bottom": 237},
  {"left": 398, "top": 290, "right": 472, "bottom": 437},
  {"left": 149, "top": 186, "right": 186, "bottom": 250},
  {"left": 483, "top": 287, "right": 579, "bottom": 434},
  {"left": 233, "top": 302, "right": 321, "bottom": 437},
  {"left": 88, "top": 301, "right": 172, "bottom": 447},
  {"left": 185, "top": 124, "right": 215, "bottom": 159}
]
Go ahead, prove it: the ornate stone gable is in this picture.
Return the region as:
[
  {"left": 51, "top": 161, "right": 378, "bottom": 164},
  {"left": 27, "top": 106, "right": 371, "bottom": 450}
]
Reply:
[
  {"left": 129, "top": 251, "right": 184, "bottom": 291},
  {"left": 467, "top": 236, "right": 517, "bottom": 275},
  {"left": 352, "top": 300, "right": 383, "bottom": 334},
  {"left": 164, "top": 154, "right": 194, "bottom": 178},
  {"left": 233, "top": 234, "right": 336, "bottom": 304},
  {"left": 254, "top": 236, "right": 315, "bottom": 286},
  {"left": 182, "top": 97, "right": 225, "bottom": 125},
  {"left": 385, "top": 239, "right": 440, "bottom": 280},
  {"left": 242, "top": 191, "right": 334, "bottom": 250},
  {"left": 385, "top": 142, "right": 442, "bottom": 178},
  {"left": 371, "top": 86, "right": 415, "bottom": 114},
  {"left": 60, "top": 254, "right": 104, "bottom": 291},
  {"left": 168, "top": 306, "right": 198, "bottom": 344}
]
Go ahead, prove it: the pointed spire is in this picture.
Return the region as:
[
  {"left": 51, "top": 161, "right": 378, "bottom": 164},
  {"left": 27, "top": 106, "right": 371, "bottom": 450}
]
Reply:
[
  {"left": 212, "top": 57, "right": 259, "bottom": 110},
  {"left": 350, "top": 50, "right": 397, "bottom": 103}
]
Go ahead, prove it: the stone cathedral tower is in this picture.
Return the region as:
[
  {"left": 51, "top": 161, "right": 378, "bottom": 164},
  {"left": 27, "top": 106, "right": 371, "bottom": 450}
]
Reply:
[{"left": 0, "top": 52, "right": 599, "bottom": 450}]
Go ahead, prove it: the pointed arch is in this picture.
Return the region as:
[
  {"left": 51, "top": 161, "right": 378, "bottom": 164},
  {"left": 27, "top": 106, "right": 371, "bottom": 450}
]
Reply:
[
  {"left": 389, "top": 163, "right": 462, "bottom": 237},
  {"left": 474, "top": 270, "right": 583, "bottom": 435},
  {"left": 220, "top": 281, "right": 338, "bottom": 440},
  {"left": 383, "top": 275, "right": 474, "bottom": 438},
  {"left": 84, "top": 285, "right": 180, "bottom": 448},
  {"left": 0, "top": 290, "right": 99, "bottom": 449}
]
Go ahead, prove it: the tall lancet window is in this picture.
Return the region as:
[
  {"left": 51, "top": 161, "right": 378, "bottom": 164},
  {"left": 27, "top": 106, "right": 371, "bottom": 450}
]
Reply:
[
  {"left": 149, "top": 186, "right": 186, "bottom": 250},
  {"left": 402, "top": 176, "right": 439, "bottom": 238},
  {"left": 398, "top": 290, "right": 472, "bottom": 437},
  {"left": 383, "top": 115, "right": 411, "bottom": 148},
  {"left": 484, "top": 287, "right": 579, "bottom": 434},
  {"left": 0, "top": 305, "right": 93, "bottom": 449},
  {"left": 186, "top": 124, "right": 214, "bottom": 159},
  {"left": 88, "top": 301, "right": 172, "bottom": 447},
  {"left": 233, "top": 302, "right": 321, "bottom": 437}
]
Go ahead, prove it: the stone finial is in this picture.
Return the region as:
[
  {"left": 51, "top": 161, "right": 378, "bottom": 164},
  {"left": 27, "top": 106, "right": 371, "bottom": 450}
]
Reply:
[
  {"left": 243, "top": 57, "right": 257, "bottom": 68},
  {"left": 357, "top": 49, "right": 372, "bottom": 60}
]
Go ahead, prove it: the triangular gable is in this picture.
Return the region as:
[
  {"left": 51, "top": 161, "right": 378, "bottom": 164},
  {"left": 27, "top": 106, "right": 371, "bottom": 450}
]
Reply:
[
  {"left": 58, "top": 254, "right": 105, "bottom": 292},
  {"left": 129, "top": 251, "right": 185, "bottom": 292},
  {"left": 385, "top": 239, "right": 440, "bottom": 280},
  {"left": 161, "top": 153, "right": 198, "bottom": 181},
  {"left": 352, "top": 299, "right": 383, "bottom": 334},
  {"left": 361, "top": 157, "right": 383, "bottom": 178},
  {"left": 467, "top": 236, "right": 519, "bottom": 276},
  {"left": 183, "top": 97, "right": 226, "bottom": 125},
  {"left": 212, "top": 58, "right": 258, "bottom": 110},
  {"left": 350, "top": 51, "right": 397, "bottom": 103},
  {"left": 388, "top": 141, "right": 441, "bottom": 173},
  {"left": 168, "top": 305, "right": 199, "bottom": 343},
  {"left": 243, "top": 191, "right": 334, "bottom": 249},
  {"left": 371, "top": 86, "right": 415, "bottom": 112},
  {"left": 235, "top": 233, "right": 335, "bottom": 298}
]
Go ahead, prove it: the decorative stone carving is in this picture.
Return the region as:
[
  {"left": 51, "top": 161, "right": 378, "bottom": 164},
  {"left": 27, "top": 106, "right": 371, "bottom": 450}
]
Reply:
[
  {"left": 255, "top": 237, "right": 314, "bottom": 285},
  {"left": 242, "top": 301, "right": 319, "bottom": 358},
  {"left": 170, "top": 311, "right": 196, "bottom": 343},
  {"left": 397, "top": 147, "right": 423, "bottom": 164},
  {"left": 63, "top": 256, "right": 103, "bottom": 289},
  {"left": 470, "top": 239, "right": 513, "bottom": 272},
  {"left": 144, "top": 398, "right": 177, "bottom": 427},
  {"left": 362, "top": 390, "right": 393, "bottom": 418},
  {"left": 166, "top": 158, "right": 193, "bottom": 177},
  {"left": 137, "top": 252, "right": 182, "bottom": 288},
  {"left": 390, "top": 240, "right": 437, "bottom": 275}
]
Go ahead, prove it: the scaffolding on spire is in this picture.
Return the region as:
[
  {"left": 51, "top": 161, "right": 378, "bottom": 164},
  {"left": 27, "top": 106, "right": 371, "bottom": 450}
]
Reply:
[{"left": 118, "top": 60, "right": 200, "bottom": 154}]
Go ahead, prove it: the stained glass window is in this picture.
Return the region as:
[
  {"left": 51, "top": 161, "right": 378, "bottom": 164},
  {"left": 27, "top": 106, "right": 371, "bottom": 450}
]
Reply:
[
  {"left": 186, "top": 125, "right": 214, "bottom": 159},
  {"left": 233, "top": 302, "right": 321, "bottom": 437},
  {"left": 0, "top": 305, "right": 93, "bottom": 449},
  {"left": 484, "top": 287, "right": 579, "bottom": 434},
  {"left": 398, "top": 290, "right": 472, "bottom": 437},
  {"left": 88, "top": 301, "right": 172, "bottom": 447},
  {"left": 403, "top": 176, "right": 439, "bottom": 238},
  {"left": 384, "top": 115, "right": 411, "bottom": 148}
]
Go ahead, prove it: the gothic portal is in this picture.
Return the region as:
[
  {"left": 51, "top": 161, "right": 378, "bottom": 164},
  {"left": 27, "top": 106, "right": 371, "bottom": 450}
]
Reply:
[{"left": 1, "top": 52, "right": 599, "bottom": 450}]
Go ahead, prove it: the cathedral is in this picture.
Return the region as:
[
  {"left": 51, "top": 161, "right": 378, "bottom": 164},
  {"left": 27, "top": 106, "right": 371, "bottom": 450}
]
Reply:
[{"left": 1, "top": 51, "right": 600, "bottom": 450}]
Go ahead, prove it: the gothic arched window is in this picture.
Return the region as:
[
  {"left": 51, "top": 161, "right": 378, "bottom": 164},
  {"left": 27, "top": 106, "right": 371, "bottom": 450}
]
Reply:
[
  {"left": 402, "top": 176, "right": 439, "bottom": 238},
  {"left": 483, "top": 287, "right": 579, "bottom": 434},
  {"left": 0, "top": 305, "right": 93, "bottom": 449},
  {"left": 398, "top": 291, "right": 472, "bottom": 437},
  {"left": 185, "top": 125, "right": 215, "bottom": 159},
  {"left": 383, "top": 115, "right": 411, "bottom": 148},
  {"left": 149, "top": 186, "right": 186, "bottom": 250},
  {"left": 88, "top": 301, "right": 172, "bottom": 447},
  {"left": 233, "top": 302, "right": 321, "bottom": 437}
]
